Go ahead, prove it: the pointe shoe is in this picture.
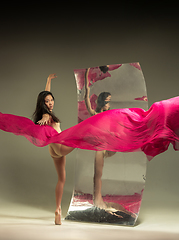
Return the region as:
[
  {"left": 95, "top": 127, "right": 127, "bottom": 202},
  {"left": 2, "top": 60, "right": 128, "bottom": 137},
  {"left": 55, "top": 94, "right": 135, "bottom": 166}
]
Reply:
[{"left": 55, "top": 211, "right": 62, "bottom": 225}]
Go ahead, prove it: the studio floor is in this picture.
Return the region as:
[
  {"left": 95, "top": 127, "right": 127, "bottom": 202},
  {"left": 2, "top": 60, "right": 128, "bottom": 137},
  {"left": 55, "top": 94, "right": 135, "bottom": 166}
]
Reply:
[{"left": 0, "top": 199, "right": 179, "bottom": 240}]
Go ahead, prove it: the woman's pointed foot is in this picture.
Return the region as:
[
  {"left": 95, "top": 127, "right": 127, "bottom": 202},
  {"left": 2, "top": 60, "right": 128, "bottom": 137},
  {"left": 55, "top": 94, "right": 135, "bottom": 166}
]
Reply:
[{"left": 55, "top": 209, "right": 62, "bottom": 225}]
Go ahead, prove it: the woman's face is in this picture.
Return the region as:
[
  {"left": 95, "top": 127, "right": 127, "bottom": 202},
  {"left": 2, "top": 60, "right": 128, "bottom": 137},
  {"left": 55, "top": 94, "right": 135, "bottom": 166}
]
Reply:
[
  {"left": 103, "top": 95, "right": 111, "bottom": 111},
  {"left": 106, "top": 95, "right": 111, "bottom": 102},
  {"left": 44, "top": 94, "right": 54, "bottom": 112}
]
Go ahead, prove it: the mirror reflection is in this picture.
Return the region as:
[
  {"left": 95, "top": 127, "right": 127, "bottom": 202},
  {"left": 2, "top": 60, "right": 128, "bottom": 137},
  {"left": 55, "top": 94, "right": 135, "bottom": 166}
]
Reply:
[{"left": 65, "top": 63, "right": 148, "bottom": 225}]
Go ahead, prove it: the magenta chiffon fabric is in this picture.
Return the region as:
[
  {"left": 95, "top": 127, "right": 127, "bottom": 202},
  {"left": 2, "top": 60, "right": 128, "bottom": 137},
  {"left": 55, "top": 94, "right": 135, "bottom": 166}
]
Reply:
[{"left": 1, "top": 97, "right": 179, "bottom": 160}]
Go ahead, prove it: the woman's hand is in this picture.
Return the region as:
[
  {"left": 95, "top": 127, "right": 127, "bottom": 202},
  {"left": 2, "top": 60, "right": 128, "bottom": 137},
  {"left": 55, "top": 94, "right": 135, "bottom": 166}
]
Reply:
[
  {"left": 45, "top": 74, "right": 57, "bottom": 91},
  {"left": 37, "top": 119, "right": 48, "bottom": 125},
  {"left": 48, "top": 73, "right": 57, "bottom": 80},
  {"left": 37, "top": 114, "right": 50, "bottom": 125}
]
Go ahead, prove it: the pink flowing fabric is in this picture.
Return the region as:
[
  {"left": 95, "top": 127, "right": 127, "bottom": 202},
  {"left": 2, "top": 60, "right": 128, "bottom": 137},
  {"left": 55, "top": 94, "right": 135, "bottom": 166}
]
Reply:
[{"left": 1, "top": 97, "right": 179, "bottom": 160}]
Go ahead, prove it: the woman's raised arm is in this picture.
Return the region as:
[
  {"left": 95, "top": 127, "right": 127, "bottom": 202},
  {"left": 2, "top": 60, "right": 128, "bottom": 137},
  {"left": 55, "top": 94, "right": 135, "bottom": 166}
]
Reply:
[
  {"left": 84, "top": 68, "right": 96, "bottom": 116},
  {"left": 45, "top": 73, "right": 57, "bottom": 92}
]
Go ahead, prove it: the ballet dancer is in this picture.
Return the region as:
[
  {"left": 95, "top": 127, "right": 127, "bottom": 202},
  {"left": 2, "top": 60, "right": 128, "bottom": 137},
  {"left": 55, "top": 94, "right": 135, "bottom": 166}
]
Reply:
[{"left": 33, "top": 73, "right": 74, "bottom": 225}]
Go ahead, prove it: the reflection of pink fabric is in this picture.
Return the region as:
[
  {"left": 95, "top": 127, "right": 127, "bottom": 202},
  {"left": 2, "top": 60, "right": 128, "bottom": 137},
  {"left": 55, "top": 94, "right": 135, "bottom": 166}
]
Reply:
[
  {"left": 78, "top": 94, "right": 97, "bottom": 123},
  {"left": 74, "top": 67, "right": 110, "bottom": 90},
  {"left": 135, "top": 96, "right": 148, "bottom": 101},
  {"left": 74, "top": 69, "right": 86, "bottom": 90},
  {"left": 129, "top": 62, "right": 141, "bottom": 70},
  {"left": 1, "top": 97, "right": 179, "bottom": 160},
  {"left": 74, "top": 64, "right": 122, "bottom": 90},
  {"left": 72, "top": 192, "right": 143, "bottom": 214},
  {"left": 88, "top": 67, "right": 111, "bottom": 85},
  {"left": 108, "top": 64, "right": 122, "bottom": 71}
]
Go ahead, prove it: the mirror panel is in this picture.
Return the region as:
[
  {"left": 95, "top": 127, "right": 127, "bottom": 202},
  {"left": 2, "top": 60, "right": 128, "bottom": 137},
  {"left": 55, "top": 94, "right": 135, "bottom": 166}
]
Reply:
[{"left": 65, "top": 63, "right": 148, "bottom": 225}]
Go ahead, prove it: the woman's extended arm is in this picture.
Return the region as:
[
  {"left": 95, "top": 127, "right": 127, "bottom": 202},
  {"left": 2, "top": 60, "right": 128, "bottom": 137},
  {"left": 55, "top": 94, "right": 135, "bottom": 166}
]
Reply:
[
  {"left": 45, "top": 73, "right": 57, "bottom": 91},
  {"left": 84, "top": 68, "right": 96, "bottom": 116},
  {"left": 37, "top": 114, "right": 50, "bottom": 125}
]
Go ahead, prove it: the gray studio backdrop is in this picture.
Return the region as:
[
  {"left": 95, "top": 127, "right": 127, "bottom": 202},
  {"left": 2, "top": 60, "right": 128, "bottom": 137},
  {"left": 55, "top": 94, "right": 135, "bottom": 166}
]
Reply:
[{"left": 0, "top": 20, "right": 179, "bottom": 218}]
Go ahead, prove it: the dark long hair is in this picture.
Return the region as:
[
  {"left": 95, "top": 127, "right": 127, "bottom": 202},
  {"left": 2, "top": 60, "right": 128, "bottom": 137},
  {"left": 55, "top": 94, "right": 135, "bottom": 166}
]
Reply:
[
  {"left": 33, "top": 91, "right": 60, "bottom": 124},
  {"left": 95, "top": 92, "right": 111, "bottom": 113}
]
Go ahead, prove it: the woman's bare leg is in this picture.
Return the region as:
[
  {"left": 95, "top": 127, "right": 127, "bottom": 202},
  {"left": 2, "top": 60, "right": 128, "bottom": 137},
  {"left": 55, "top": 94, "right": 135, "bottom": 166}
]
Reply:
[
  {"left": 52, "top": 155, "right": 66, "bottom": 225},
  {"left": 93, "top": 151, "right": 107, "bottom": 209},
  {"left": 49, "top": 144, "right": 72, "bottom": 225}
]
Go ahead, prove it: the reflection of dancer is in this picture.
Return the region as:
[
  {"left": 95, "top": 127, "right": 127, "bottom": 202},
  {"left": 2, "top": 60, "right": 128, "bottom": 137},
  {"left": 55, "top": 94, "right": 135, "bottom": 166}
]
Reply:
[
  {"left": 33, "top": 74, "right": 74, "bottom": 225},
  {"left": 84, "top": 67, "right": 115, "bottom": 209},
  {"left": 104, "top": 202, "right": 136, "bottom": 219}
]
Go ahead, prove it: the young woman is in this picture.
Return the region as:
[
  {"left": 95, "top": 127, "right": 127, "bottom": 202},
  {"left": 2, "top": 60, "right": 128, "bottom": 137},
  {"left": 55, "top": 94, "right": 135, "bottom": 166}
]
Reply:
[
  {"left": 84, "top": 68, "right": 115, "bottom": 209},
  {"left": 1, "top": 75, "right": 179, "bottom": 224},
  {"left": 33, "top": 74, "right": 74, "bottom": 225}
]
